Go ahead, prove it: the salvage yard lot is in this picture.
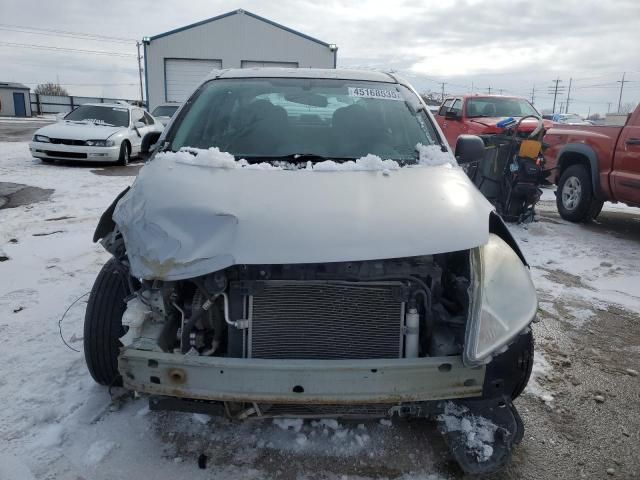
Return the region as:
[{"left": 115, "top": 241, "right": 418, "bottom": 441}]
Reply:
[{"left": 0, "top": 141, "right": 639, "bottom": 479}]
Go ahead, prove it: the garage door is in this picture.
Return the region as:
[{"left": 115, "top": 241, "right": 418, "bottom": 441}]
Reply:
[
  {"left": 241, "top": 60, "right": 299, "bottom": 68},
  {"left": 165, "top": 59, "right": 222, "bottom": 102}
]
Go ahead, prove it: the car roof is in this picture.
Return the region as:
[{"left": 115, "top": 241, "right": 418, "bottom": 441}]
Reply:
[
  {"left": 81, "top": 102, "right": 134, "bottom": 109},
  {"left": 208, "top": 68, "right": 401, "bottom": 84}
]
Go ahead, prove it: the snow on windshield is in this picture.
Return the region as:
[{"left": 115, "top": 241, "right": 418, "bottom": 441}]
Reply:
[{"left": 155, "top": 144, "right": 457, "bottom": 171}]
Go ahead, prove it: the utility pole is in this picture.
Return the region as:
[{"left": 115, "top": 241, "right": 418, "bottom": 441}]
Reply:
[
  {"left": 565, "top": 78, "right": 572, "bottom": 114},
  {"left": 617, "top": 72, "right": 628, "bottom": 113},
  {"left": 548, "top": 78, "right": 563, "bottom": 113},
  {"left": 470, "top": 81, "right": 474, "bottom": 93},
  {"left": 486, "top": 86, "right": 492, "bottom": 94},
  {"left": 607, "top": 102, "right": 612, "bottom": 113},
  {"left": 440, "top": 82, "right": 446, "bottom": 102},
  {"left": 498, "top": 88, "right": 504, "bottom": 95},
  {"left": 587, "top": 106, "right": 591, "bottom": 119},
  {"left": 559, "top": 101, "right": 564, "bottom": 113},
  {"left": 530, "top": 85, "right": 535, "bottom": 105},
  {"left": 136, "top": 41, "right": 144, "bottom": 105}
]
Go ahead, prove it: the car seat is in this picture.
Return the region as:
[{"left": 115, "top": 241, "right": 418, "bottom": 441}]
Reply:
[{"left": 230, "top": 99, "right": 289, "bottom": 155}]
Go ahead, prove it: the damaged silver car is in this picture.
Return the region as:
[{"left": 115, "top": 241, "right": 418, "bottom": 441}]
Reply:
[{"left": 85, "top": 68, "right": 537, "bottom": 474}]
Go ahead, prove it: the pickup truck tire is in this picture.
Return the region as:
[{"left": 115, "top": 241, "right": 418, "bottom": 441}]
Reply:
[
  {"left": 84, "top": 257, "right": 132, "bottom": 386},
  {"left": 557, "top": 164, "right": 599, "bottom": 222}
]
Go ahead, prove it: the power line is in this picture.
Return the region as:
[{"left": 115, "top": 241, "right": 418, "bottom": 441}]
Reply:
[
  {"left": 0, "top": 41, "right": 136, "bottom": 57},
  {"left": 0, "top": 23, "right": 135, "bottom": 43}
]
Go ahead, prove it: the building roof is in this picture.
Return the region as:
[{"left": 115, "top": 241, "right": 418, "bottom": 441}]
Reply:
[
  {"left": 211, "top": 68, "right": 399, "bottom": 84},
  {"left": 0, "top": 82, "right": 30, "bottom": 90},
  {"left": 147, "top": 8, "right": 333, "bottom": 48}
]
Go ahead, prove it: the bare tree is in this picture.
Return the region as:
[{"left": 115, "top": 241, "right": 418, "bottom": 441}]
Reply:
[
  {"left": 34, "top": 82, "right": 68, "bottom": 96},
  {"left": 420, "top": 91, "right": 441, "bottom": 106},
  {"left": 619, "top": 101, "right": 638, "bottom": 114},
  {"left": 587, "top": 113, "right": 602, "bottom": 121}
]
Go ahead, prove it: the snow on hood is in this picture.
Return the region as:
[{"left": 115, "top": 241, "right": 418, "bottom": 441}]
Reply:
[
  {"left": 35, "top": 121, "right": 124, "bottom": 141},
  {"left": 157, "top": 144, "right": 457, "bottom": 171},
  {"left": 113, "top": 151, "right": 491, "bottom": 280}
]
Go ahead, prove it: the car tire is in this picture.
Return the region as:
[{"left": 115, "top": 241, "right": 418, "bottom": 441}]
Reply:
[
  {"left": 483, "top": 330, "right": 534, "bottom": 400},
  {"left": 556, "top": 164, "right": 599, "bottom": 222},
  {"left": 84, "top": 257, "right": 133, "bottom": 386},
  {"left": 117, "top": 141, "right": 130, "bottom": 166}
]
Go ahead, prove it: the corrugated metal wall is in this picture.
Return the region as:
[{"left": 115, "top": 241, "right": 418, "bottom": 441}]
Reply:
[{"left": 145, "top": 11, "right": 335, "bottom": 110}]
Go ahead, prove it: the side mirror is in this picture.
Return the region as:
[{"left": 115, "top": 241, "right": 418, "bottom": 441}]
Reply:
[
  {"left": 455, "top": 135, "right": 485, "bottom": 164},
  {"left": 55, "top": 112, "right": 67, "bottom": 121},
  {"left": 445, "top": 110, "right": 461, "bottom": 120},
  {"left": 134, "top": 121, "right": 145, "bottom": 129}
]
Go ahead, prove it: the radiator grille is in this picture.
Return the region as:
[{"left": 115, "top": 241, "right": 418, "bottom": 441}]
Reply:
[{"left": 249, "top": 281, "right": 404, "bottom": 360}]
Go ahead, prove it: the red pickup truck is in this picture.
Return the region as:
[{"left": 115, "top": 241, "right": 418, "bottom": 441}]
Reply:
[
  {"left": 435, "top": 95, "right": 553, "bottom": 147},
  {"left": 543, "top": 106, "right": 640, "bottom": 222}
]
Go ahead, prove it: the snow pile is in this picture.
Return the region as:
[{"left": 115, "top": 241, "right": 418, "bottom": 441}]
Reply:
[
  {"left": 157, "top": 147, "right": 239, "bottom": 169},
  {"left": 311, "top": 154, "right": 400, "bottom": 172},
  {"left": 416, "top": 143, "right": 457, "bottom": 167},
  {"left": 525, "top": 349, "right": 555, "bottom": 403},
  {"left": 438, "top": 402, "right": 498, "bottom": 462}
]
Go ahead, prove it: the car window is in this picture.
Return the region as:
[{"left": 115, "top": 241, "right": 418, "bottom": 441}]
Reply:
[
  {"left": 152, "top": 105, "right": 179, "bottom": 117},
  {"left": 64, "top": 105, "right": 129, "bottom": 127},
  {"left": 449, "top": 99, "right": 462, "bottom": 115},
  {"left": 168, "top": 78, "right": 440, "bottom": 164},
  {"left": 143, "top": 112, "right": 155, "bottom": 125},
  {"left": 132, "top": 109, "right": 145, "bottom": 124},
  {"left": 466, "top": 97, "right": 538, "bottom": 117},
  {"left": 438, "top": 99, "right": 453, "bottom": 116}
]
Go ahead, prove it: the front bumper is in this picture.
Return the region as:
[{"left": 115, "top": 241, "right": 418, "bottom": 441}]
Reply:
[
  {"left": 118, "top": 349, "right": 485, "bottom": 403},
  {"left": 29, "top": 141, "right": 120, "bottom": 162}
]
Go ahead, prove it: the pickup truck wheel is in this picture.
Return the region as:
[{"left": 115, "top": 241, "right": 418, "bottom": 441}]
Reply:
[
  {"left": 84, "top": 258, "right": 133, "bottom": 386},
  {"left": 557, "top": 164, "right": 596, "bottom": 222}
]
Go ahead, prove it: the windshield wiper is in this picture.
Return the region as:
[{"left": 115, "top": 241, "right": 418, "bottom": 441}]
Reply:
[{"left": 242, "top": 153, "right": 358, "bottom": 163}]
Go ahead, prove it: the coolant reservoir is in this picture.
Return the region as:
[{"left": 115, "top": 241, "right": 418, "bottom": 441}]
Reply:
[
  {"left": 405, "top": 308, "right": 420, "bottom": 358},
  {"left": 120, "top": 297, "right": 152, "bottom": 347}
]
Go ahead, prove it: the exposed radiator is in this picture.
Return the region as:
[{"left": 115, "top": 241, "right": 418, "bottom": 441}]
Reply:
[{"left": 248, "top": 280, "right": 404, "bottom": 359}]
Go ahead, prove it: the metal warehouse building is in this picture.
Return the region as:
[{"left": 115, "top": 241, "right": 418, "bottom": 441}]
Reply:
[
  {"left": 143, "top": 9, "right": 337, "bottom": 110},
  {"left": 0, "top": 82, "right": 31, "bottom": 117}
]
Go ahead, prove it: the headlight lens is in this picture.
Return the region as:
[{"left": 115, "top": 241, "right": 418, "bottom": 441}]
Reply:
[
  {"left": 85, "top": 139, "right": 115, "bottom": 147},
  {"left": 34, "top": 134, "right": 50, "bottom": 143},
  {"left": 464, "top": 234, "right": 537, "bottom": 366}
]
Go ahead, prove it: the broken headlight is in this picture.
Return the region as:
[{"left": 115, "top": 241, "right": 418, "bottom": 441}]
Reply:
[{"left": 464, "top": 234, "right": 537, "bottom": 366}]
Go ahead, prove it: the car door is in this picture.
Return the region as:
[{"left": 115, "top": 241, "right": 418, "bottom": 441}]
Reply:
[
  {"left": 129, "top": 108, "right": 149, "bottom": 154},
  {"left": 611, "top": 110, "right": 640, "bottom": 204}
]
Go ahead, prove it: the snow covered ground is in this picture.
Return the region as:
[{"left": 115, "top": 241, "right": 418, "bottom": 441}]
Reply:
[{"left": 1, "top": 142, "right": 639, "bottom": 479}]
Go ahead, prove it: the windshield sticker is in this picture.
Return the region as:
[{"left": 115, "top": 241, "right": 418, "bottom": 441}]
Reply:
[
  {"left": 82, "top": 118, "right": 114, "bottom": 126},
  {"left": 348, "top": 87, "right": 403, "bottom": 101},
  {"left": 112, "top": 107, "right": 128, "bottom": 112}
]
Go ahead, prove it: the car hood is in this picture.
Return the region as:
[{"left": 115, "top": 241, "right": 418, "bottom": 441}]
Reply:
[
  {"left": 36, "top": 121, "right": 124, "bottom": 140},
  {"left": 113, "top": 159, "right": 494, "bottom": 280}
]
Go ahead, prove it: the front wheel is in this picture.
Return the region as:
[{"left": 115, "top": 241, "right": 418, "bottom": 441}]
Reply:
[
  {"left": 117, "top": 141, "right": 130, "bottom": 166},
  {"left": 84, "top": 258, "right": 133, "bottom": 386},
  {"left": 556, "top": 164, "right": 600, "bottom": 222}
]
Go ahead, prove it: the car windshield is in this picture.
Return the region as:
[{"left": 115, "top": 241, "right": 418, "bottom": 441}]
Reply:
[
  {"left": 152, "top": 105, "right": 179, "bottom": 117},
  {"left": 65, "top": 105, "right": 129, "bottom": 127},
  {"left": 167, "top": 78, "right": 439, "bottom": 163},
  {"left": 466, "top": 97, "right": 539, "bottom": 118}
]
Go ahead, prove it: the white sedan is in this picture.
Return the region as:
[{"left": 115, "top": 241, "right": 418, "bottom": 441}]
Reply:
[{"left": 29, "top": 103, "right": 164, "bottom": 165}]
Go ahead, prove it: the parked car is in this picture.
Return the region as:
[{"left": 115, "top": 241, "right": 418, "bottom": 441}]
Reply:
[
  {"left": 29, "top": 103, "right": 164, "bottom": 165},
  {"left": 543, "top": 106, "right": 640, "bottom": 221},
  {"left": 434, "top": 95, "right": 553, "bottom": 148},
  {"left": 85, "top": 68, "right": 537, "bottom": 474},
  {"left": 151, "top": 103, "right": 180, "bottom": 126},
  {"left": 553, "top": 113, "right": 591, "bottom": 125}
]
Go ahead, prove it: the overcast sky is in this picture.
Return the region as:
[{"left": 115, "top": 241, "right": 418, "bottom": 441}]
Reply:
[{"left": 1, "top": 0, "right": 639, "bottom": 116}]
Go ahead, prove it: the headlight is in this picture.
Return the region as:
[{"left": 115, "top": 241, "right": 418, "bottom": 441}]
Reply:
[
  {"left": 34, "top": 135, "right": 50, "bottom": 143},
  {"left": 85, "top": 139, "right": 115, "bottom": 147},
  {"left": 464, "top": 234, "right": 537, "bottom": 366}
]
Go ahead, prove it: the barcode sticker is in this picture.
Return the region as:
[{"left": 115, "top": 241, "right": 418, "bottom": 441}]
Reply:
[{"left": 348, "top": 87, "right": 403, "bottom": 101}]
